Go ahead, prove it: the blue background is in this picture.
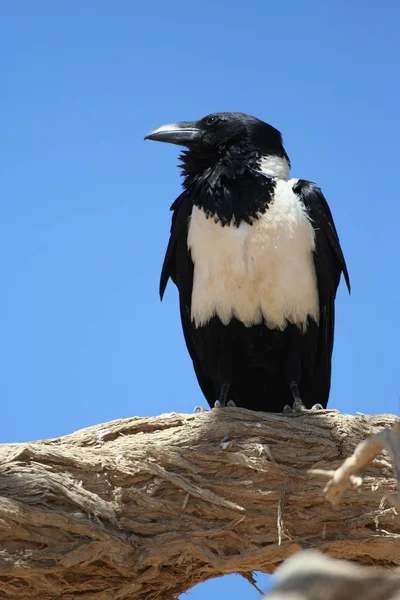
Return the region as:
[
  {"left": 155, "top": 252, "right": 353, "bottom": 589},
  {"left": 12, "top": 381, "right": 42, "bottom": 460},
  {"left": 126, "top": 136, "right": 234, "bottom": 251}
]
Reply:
[{"left": 1, "top": 1, "right": 399, "bottom": 597}]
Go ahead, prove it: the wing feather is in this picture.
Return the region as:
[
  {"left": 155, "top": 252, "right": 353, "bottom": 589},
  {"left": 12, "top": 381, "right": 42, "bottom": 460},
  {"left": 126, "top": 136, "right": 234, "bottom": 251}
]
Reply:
[
  {"left": 294, "top": 180, "right": 350, "bottom": 405},
  {"left": 159, "top": 192, "right": 215, "bottom": 404}
]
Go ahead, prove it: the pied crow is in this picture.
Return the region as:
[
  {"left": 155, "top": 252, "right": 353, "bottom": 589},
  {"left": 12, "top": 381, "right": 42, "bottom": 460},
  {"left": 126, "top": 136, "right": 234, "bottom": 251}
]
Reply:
[{"left": 145, "top": 112, "right": 350, "bottom": 413}]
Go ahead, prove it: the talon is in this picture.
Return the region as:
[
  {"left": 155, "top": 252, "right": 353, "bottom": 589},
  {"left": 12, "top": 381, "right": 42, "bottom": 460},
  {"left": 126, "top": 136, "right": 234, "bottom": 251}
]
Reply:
[
  {"left": 293, "top": 398, "right": 307, "bottom": 412},
  {"left": 284, "top": 400, "right": 325, "bottom": 414},
  {"left": 193, "top": 405, "right": 206, "bottom": 413},
  {"left": 214, "top": 400, "right": 222, "bottom": 408},
  {"left": 226, "top": 400, "right": 236, "bottom": 407}
]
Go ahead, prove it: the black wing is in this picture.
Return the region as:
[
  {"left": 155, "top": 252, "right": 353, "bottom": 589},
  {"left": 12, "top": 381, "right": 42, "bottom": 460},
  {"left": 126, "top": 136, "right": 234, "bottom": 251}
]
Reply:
[
  {"left": 294, "top": 180, "right": 350, "bottom": 406},
  {"left": 160, "top": 192, "right": 215, "bottom": 404}
]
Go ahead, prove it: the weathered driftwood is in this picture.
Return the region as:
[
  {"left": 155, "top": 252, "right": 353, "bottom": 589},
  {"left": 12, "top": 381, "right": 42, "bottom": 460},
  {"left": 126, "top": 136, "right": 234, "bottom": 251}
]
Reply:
[{"left": 0, "top": 408, "right": 399, "bottom": 600}]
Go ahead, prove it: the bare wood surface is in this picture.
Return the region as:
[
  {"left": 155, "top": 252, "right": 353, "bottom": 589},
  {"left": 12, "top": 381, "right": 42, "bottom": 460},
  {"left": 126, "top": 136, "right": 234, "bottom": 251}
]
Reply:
[
  {"left": 311, "top": 421, "right": 400, "bottom": 508},
  {"left": 0, "top": 408, "right": 399, "bottom": 600}
]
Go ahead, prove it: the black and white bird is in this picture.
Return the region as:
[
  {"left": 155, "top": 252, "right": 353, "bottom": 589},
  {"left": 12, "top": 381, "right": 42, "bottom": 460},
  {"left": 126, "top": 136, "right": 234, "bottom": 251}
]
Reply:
[{"left": 145, "top": 112, "right": 350, "bottom": 413}]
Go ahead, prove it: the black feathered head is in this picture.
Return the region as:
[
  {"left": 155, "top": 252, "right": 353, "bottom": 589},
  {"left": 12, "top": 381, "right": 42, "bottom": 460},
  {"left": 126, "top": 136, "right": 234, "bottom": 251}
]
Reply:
[{"left": 145, "top": 112, "right": 290, "bottom": 179}]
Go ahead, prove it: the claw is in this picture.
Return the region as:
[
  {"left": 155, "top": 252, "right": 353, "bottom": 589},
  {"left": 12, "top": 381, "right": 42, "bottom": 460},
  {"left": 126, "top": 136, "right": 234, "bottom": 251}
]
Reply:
[
  {"left": 193, "top": 405, "right": 207, "bottom": 413},
  {"left": 292, "top": 398, "right": 308, "bottom": 412},
  {"left": 214, "top": 381, "right": 231, "bottom": 408},
  {"left": 214, "top": 399, "right": 236, "bottom": 408},
  {"left": 285, "top": 381, "right": 321, "bottom": 414},
  {"left": 283, "top": 401, "right": 325, "bottom": 415}
]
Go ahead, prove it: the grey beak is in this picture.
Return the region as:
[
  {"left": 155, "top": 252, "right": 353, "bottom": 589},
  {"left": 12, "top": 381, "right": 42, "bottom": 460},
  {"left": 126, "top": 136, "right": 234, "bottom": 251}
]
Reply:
[{"left": 144, "top": 121, "right": 201, "bottom": 146}]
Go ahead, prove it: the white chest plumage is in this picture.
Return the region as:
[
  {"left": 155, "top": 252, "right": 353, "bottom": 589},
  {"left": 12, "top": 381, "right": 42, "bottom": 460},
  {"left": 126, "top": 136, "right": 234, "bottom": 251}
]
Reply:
[{"left": 187, "top": 178, "right": 319, "bottom": 331}]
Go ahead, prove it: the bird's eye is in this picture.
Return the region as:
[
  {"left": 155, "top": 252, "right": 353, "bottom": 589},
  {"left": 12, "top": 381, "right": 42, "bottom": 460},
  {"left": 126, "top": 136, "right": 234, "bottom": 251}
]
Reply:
[{"left": 206, "top": 115, "right": 218, "bottom": 126}]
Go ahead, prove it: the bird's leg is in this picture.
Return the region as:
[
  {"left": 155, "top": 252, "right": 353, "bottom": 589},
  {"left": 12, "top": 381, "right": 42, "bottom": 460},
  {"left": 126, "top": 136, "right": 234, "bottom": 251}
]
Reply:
[
  {"left": 283, "top": 330, "right": 323, "bottom": 414},
  {"left": 214, "top": 381, "right": 236, "bottom": 408},
  {"left": 284, "top": 381, "right": 307, "bottom": 413},
  {"left": 214, "top": 359, "right": 236, "bottom": 408},
  {"left": 283, "top": 380, "right": 324, "bottom": 413},
  {"left": 214, "top": 381, "right": 230, "bottom": 408}
]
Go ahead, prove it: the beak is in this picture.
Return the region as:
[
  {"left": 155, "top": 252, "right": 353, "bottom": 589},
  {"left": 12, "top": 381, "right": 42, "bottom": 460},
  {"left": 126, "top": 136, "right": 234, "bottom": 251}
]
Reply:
[{"left": 144, "top": 121, "right": 201, "bottom": 146}]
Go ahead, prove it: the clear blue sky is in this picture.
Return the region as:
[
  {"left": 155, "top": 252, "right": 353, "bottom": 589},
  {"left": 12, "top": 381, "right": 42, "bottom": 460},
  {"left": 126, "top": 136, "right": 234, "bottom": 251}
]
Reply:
[{"left": 1, "top": 1, "right": 399, "bottom": 598}]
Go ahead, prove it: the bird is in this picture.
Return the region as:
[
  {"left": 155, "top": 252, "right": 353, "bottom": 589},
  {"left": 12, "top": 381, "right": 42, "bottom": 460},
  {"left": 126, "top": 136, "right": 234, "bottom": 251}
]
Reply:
[{"left": 144, "top": 112, "right": 350, "bottom": 413}]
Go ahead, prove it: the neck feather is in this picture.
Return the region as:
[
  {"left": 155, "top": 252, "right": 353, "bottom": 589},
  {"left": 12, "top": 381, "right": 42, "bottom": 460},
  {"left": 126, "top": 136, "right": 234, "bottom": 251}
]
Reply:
[{"left": 258, "top": 155, "right": 290, "bottom": 180}]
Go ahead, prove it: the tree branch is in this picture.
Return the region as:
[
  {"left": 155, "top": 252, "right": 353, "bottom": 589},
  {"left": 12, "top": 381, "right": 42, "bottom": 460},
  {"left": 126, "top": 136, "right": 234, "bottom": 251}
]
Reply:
[
  {"left": 0, "top": 409, "right": 399, "bottom": 600},
  {"left": 265, "top": 550, "right": 400, "bottom": 600},
  {"left": 310, "top": 421, "right": 400, "bottom": 508}
]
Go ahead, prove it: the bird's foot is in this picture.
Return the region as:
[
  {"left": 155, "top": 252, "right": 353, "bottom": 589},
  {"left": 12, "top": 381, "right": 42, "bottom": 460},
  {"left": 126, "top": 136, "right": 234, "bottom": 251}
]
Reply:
[
  {"left": 213, "top": 381, "right": 233, "bottom": 408},
  {"left": 283, "top": 400, "right": 324, "bottom": 414},
  {"left": 193, "top": 405, "right": 207, "bottom": 413},
  {"left": 284, "top": 381, "right": 324, "bottom": 414},
  {"left": 214, "top": 399, "right": 236, "bottom": 408}
]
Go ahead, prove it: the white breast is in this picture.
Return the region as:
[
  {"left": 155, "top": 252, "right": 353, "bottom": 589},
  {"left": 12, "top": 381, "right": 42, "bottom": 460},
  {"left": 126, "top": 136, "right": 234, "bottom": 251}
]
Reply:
[{"left": 187, "top": 178, "right": 319, "bottom": 331}]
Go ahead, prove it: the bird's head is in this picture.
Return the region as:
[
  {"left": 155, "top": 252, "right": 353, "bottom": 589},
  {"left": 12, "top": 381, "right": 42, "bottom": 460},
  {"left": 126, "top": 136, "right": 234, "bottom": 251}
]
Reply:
[{"left": 144, "top": 112, "right": 290, "bottom": 181}]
